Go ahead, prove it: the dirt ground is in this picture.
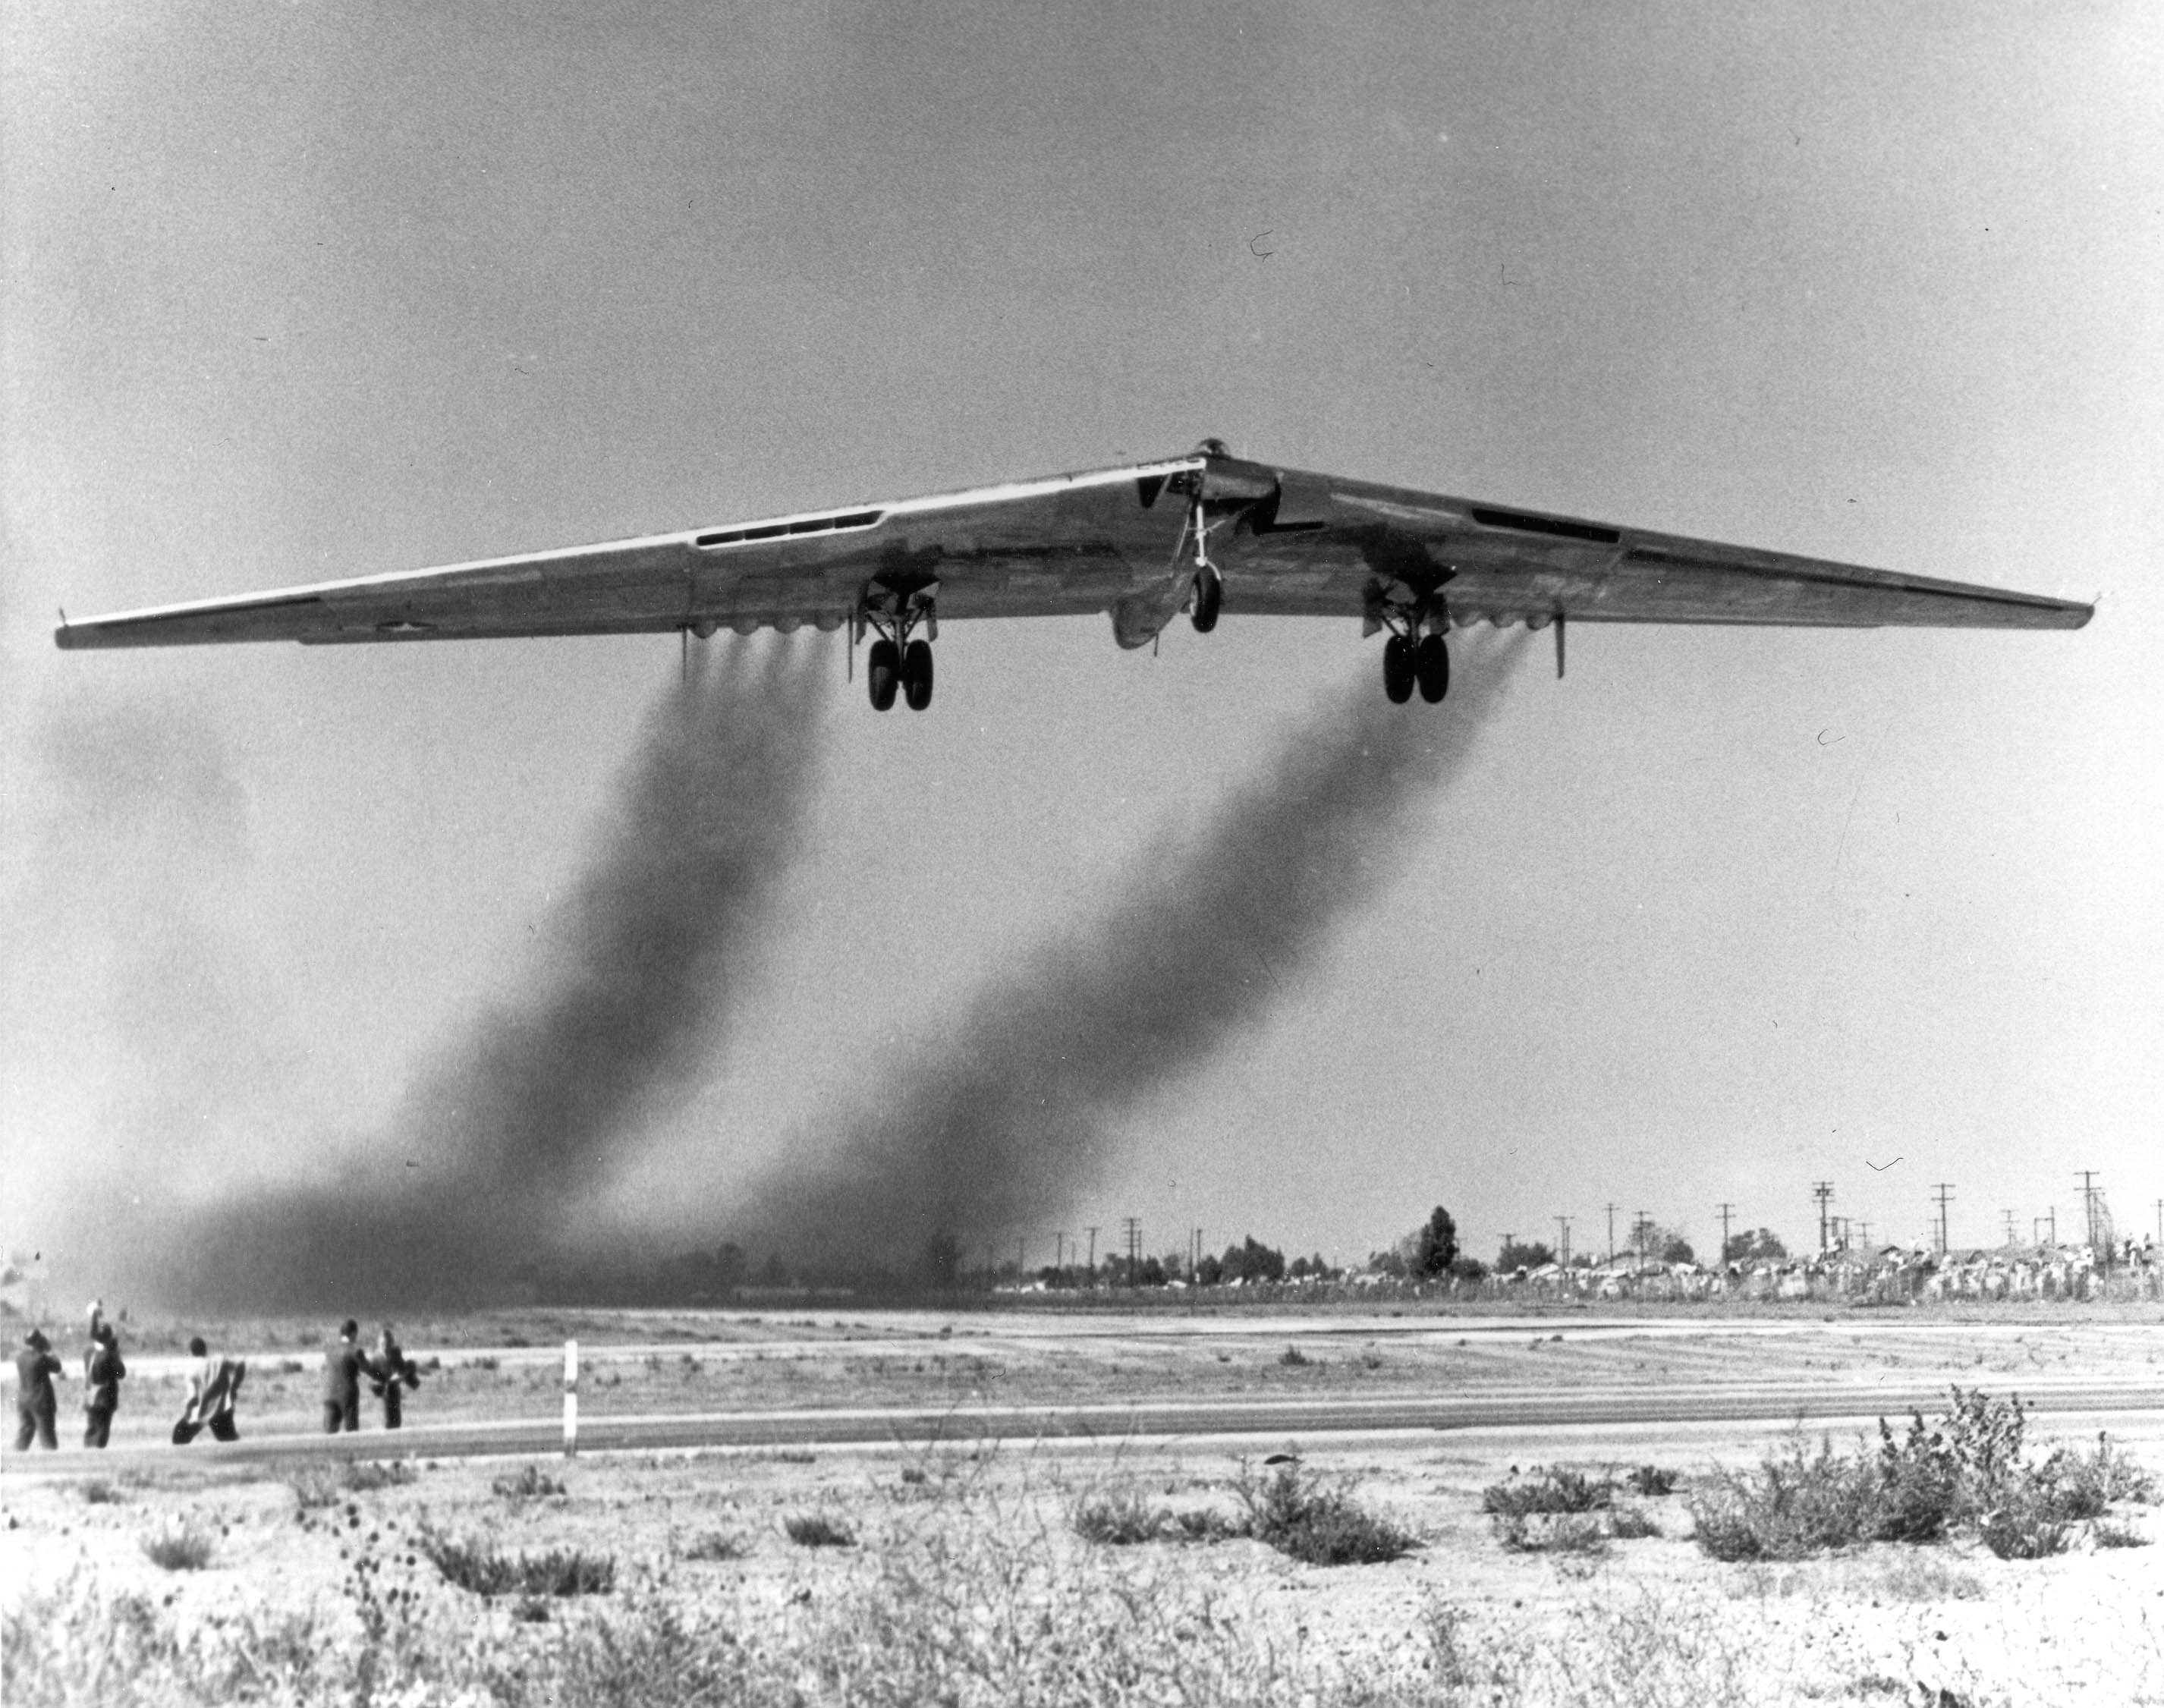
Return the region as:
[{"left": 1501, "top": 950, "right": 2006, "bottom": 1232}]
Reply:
[{"left": 4, "top": 1307, "right": 2162, "bottom": 1706}]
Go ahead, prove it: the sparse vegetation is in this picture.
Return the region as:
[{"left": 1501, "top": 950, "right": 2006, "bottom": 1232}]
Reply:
[
  {"left": 77, "top": 1480, "right": 123, "bottom": 1505},
  {"left": 783, "top": 1511, "right": 856, "bottom": 1548},
  {"left": 1277, "top": 1345, "right": 1311, "bottom": 1367},
  {"left": 420, "top": 1530, "right": 615, "bottom": 1596},
  {"left": 1233, "top": 1457, "right": 1417, "bottom": 1565},
  {"left": 140, "top": 1518, "right": 214, "bottom": 1571},
  {"left": 1071, "top": 1486, "right": 1171, "bottom": 1546},
  {"left": 1625, "top": 1464, "right": 1679, "bottom": 1497},
  {"left": 1482, "top": 1465, "right": 1614, "bottom": 1517},
  {"left": 492, "top": 1463, "right": 567, "bottom": 1501},
  {"left": 683, "top": 1530, "right": 751, "bottom": 1562},
  {"left": 1687, "top": 1388, "right": 2155, "bottom": 1562},
  {"left": 1608, "top": 1504, "right": 1662, "bottom": 1540},
  {"left": 2093, "top": 1519, "right": 2150, "bottom": 1549},
  {"left": 341, "top": 1459, "right": 417, "bottom": 1493}
]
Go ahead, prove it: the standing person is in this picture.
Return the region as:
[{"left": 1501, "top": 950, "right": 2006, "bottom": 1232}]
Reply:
[
  {"left": 172, "top": 1337, "right": 246, "bottom": 1444},
  {"left": 322, "top": 1319, "right": 375, "bottom": 1434},
  {"left": 372, "top": 1325, "right": 420, "bottom": 1430},
  {"left": 82, "top": 1316, "right": 127, "bottom": 1448},
  {"left": 13, "top": 1329, "right": 61, "bottom": 1451}
]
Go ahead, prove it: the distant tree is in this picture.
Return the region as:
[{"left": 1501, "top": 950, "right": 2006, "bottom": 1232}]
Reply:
[
  {"left": 1136, "top": 1256, "right": 1167, "bottom": 1287},
  {"left": 1220, "top": 1235, "right": 1285, "bottom": 1284},
  {"left": 1496, "top": 1240, "right": 1555, "bottom": 1272},
  {"left": 1196, "top": 1252, "right": 1224, "bottom": 1286},
  {"left": 1367, "top": 1248, "right": 1408, "bottom": 1279},
  {"left": 1289, "top": 1255, "right": 1313, "bottom": 1279},
  {"left": 921, "top": 1231, "right": 961, "bottom": 1290},
  {"left": 1414, "top": 1206, "right": 1461, "bottom": 1275},
  {"left": 1448, "top": 1256, "right": 1488, "bottom": 1282},
  {"left": 1722, "top": 1228, "right": 1788, "bottom": 1264},
  {"left": 1659, "top": 1235, "right": 1697, "bottom": 1265},
  {"left": 760, "top": 1251, "right": 790, "bottom": 1288}
]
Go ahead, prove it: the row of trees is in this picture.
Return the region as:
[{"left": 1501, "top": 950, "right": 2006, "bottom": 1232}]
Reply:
[{"left": 545, "top": 1211, "right": 1798, "bottom": 1306}]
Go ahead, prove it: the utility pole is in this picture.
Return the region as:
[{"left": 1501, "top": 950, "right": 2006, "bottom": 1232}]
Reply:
[
  {"left": 2033, "top": 1216, "right": 2047, "bottom": 1248},
  {"left": 1634, "top": 1211, "right": 1652, "bottom": 1263},
  {"left": 1555, "top": 1216, "right": 1572, "bottom": 1266},
  {"left": 1717, "top": 1202, "right": 1735, "bottom": 1264},
  {"left": 1018, "top": 1235, "right": 1027, "bottom": 1277},
  {"left": 2154, "top": 1199, "right": 2162, "bottom": 1249},
  {"left": 1121, "top": 1216, "right": 1141, "bottom": 1285},
  {"left": 2002, "top": 1210, "right": 2017, "bottom": 1248},
  {"left": 1502, "top": 1233, "right": 1515, "bottom": 1266},
  {"left": 1086, "top": 1225, "right": 1099, "bottom": 1288},
  {"left": 1855, "top": 1219, "right": 1872, "bottom": 1250},
  {"left": 1812, "top": 1181, "right": 1835, "bottom": 1255},
  {"left": 1605, "top": 1203, "right": 1618, "bottom": 1263},
  {"left": 1931, "top": 1183, "right": 1955, "bottom": 1255},
  {"left": 2076, "top": 1171, "right": 2101, "bottom": 1257}
]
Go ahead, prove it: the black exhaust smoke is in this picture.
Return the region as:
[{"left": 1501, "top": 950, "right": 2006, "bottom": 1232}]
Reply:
[
  {"left": 109, "top": 634, "right": 830, "bottom": 1311},
  {"left": 728, "top": 634, "right": 1527, "bottom": 1270}
]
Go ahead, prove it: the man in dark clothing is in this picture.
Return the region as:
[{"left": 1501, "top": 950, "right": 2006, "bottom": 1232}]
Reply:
[
  {"left": 83, "top": 1320, "right": 126, "bottom": 1448},
  {"left": 322, "top": 1319, "right": 375, "bottom": 1433},
  {"left": 372, "top": 1324, "right": 420, "bottom": 1430},
  {"left": 14, "top": 1329, "right": 61, "bottom": 1451}
]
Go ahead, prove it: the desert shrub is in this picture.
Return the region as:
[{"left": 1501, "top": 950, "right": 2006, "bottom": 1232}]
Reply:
[
  {"left": 1691, "top": 1390, "right": 2155, "bottom": 1563},
  {"left": 783, "top": 1512, "right": 855, "bottom": 1549},
  {"left": 1171, "top": 1508, "right": 1241, "bottom": 1542},
  {"left": 2092, "top": 1519, "right": 2150, "bottom": 1549},
  {"left": 1625, "top": 1464, "right": 1678, "bottom": 1497},
  {"left": 1278, "top": 1346, "right": 1311, "bottom": 1367},
  {"left": 1979, "top": 1491, "right": 2073, "bottom": 1561},
  {"left": 286, "top": 1465, "right": 344, "bottom": 1510},
  {"left": 492, "top": 1463, "right": 567, "bottom": 1500},
  {"left": 1483, "top": 1465, "right": 1613, "bottom": 1517},
  {"left": 421, "top": 1530, "right": 615, "bottom": 1596},
  {"left": 1071, "top": 1486, "right": 1168, "bottom": 1546},
  {"left": 341, "top": 1460, "right": 417, "bottom": 1493},
  {"left": 2033, "top": 1433, "right": 2158, "bottom": 1518},
  {"left": 684, "top": 1530, "right": 751, "bottom": 1562},
  {"left": 1608, "top": 1505, "right": 1662, "bottom": 1540},
  {"left": 1494, "top": 1512, "right": 1609, "bottom": 1556},
  {"left": 77, "top": 1480, "right": 123, "bottom": 1505},
  {"left": 1687, "top": 1434, "right": 1881, "bottom": 1562},
  {"left": 1235, "top": 1458, "right": 1417, "bottom": 1566},
  {"left": 139, "top": 1519, "right": 213, "bottom": 1571}
]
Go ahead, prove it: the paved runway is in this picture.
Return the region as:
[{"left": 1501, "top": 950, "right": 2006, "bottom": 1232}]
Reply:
[{"left": 8, "top": 1373, "right": 2160, "bottom": 1478}]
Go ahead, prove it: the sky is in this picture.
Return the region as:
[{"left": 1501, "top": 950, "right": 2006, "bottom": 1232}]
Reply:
[{"left": 3, "top": 1, "right": 2159, "bottom": 1298}]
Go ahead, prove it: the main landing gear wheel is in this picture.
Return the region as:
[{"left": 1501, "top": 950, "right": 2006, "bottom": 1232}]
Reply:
[
  {"left": 901, "top": 639, "right": 935, "bottom": 710},
  {"left": 867, "top": 638, "right": 901, "bottom": 711},
  {"left": 1415, "top": 633, "right": 1450, "bottom": 703},
  {"left": 1382, "top": 634, "right": 1416, "bottom": 704},
  {"left": 1191, "top": 567, "right": 1222, "bottom": 634}
]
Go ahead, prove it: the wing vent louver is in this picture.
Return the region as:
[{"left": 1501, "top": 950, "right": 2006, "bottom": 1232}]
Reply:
[
  {"left": 1469, "top": 507, "right": 1620, "bottom": 546},
  {"left": 696, "top": 509, "right": 882, "bottom": 549}
]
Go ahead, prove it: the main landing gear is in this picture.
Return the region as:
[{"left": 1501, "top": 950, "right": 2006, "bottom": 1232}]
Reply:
[
  {"left": 858, "top": 586, "right": 936, "bottom": 712},
  {"left": 1378, "top": 613, "right": 1451, "bottom": 705}
]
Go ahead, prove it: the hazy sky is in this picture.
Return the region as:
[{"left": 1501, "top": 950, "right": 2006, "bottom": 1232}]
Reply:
[{"left": 5, "top": 2, "right": 2159, "bottom": 1289}]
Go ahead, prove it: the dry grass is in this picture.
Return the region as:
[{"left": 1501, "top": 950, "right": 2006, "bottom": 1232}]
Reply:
[{"left": 137, "top": 1518, "right": 212, "bottom": 1572}]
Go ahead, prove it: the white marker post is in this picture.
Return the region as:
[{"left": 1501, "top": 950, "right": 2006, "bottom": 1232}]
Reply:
[{"left": 562, "top": 1338, "right": 579, "bottom": 1459}]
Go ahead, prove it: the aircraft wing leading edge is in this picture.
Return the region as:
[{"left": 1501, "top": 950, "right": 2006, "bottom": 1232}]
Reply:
[{"left": 53, "top": 445, "right": 2090, "bottom": 704}]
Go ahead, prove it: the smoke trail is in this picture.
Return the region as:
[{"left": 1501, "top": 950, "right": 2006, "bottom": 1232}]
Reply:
[
  {"left": 731, "top": 634, "right": 1529, "bottom": 1268},
  {"left": 111, "top": 634, "right": 830, "bottom": 1310}
]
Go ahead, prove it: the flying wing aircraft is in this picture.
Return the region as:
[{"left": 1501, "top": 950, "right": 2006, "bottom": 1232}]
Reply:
[{"left": 54, "top": 439, "right": 2090, "bottom": 709}]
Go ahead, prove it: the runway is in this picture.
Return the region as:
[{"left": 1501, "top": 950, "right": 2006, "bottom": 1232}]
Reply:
[{"left": 8, "top": 1374, "right": 2161, "bottom": 1479}]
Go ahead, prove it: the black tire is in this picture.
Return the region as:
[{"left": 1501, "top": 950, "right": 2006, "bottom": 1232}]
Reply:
[
  {"left": 867, "top": 639, "right": 900, "bottom": 711},
  {"left": 1382, "top": 634, "right": 1415, "bottom": 703},
  {"left": 1416, "top": 633, "right": 1450, "bottom": 703},
  {"left": 902, "top": 640, "right": 935, "bottom": 711},
  {"left": 1191, "top": 568, "right": 1222, "bottom": 634}
]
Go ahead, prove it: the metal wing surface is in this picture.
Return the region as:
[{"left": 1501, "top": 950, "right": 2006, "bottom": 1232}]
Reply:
[{"left": 52, "top": 446, "right": 2090, "bottom": 653}]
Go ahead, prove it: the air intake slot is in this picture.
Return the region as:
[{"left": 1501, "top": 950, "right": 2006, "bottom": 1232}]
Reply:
[
  {"left": 1469, "top": 507, "right": 1620, "bottom": 546},
  {"left": 696, "top": 509, "right": 882, "bottom": 549}
]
